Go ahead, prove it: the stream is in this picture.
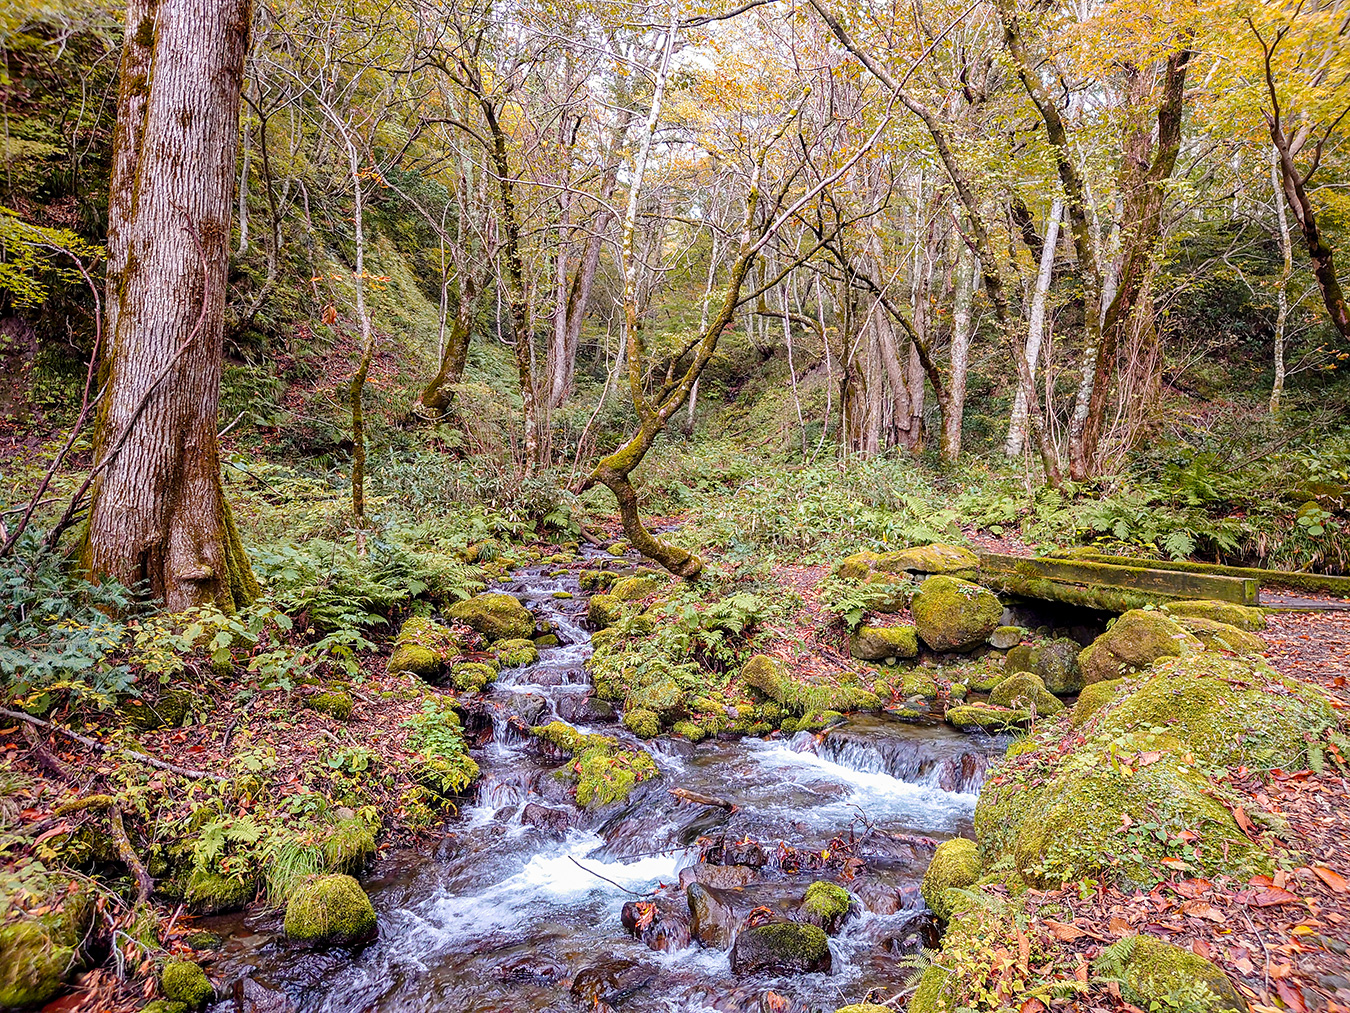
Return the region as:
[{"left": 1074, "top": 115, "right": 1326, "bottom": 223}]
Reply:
[{"left": 204, "top": 547, "right": 1008, "bottom": 1013}]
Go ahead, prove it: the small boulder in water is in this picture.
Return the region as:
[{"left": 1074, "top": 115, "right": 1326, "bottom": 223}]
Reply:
[
  {"left": 568, "top": 959, "right": 656, "bottom": 1006},
  {"left": 678, "top": 863, "right": 758, "bottom": 891},
  {"left": 282, "top": 874, "right": 376, "bottom": 946},
  {"left": 722, "top": 838, "right": 768, "bottom": 868},
  {"left": 730, "top": 922, "right": 831, "bottom": 975},
  {"left": 520, "top": 803, "right": 570, "bottom": 837},
  {"left": 800, "top": 880, "right": 853, "bottom": 935},
  {"left": 686, "top": 882, "right": 740, "bottom": 949},
  {"left": 621, "top": 899, "right": 691, "bottom": 953}
]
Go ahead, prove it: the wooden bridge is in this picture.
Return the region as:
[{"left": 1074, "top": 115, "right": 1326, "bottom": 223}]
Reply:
[{"left": 977, "top": 551, "right": 1350, "bottom": 612}]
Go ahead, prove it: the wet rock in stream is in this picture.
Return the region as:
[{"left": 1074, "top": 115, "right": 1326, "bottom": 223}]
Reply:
[
  {"left": 730, "top": 922, "right": 832, "bottom": 975},
  {"left": 569, "top": 958, "right": 659, "bottom": 1006},
  {"left": 678, "top": 863, "right": 758, "bottom": 891},
  {"left": 685, "top": 882, "right": 740, "bottom": 949},
  {"left": 520, "top": 802, "right": 570, "bottom": 836}
]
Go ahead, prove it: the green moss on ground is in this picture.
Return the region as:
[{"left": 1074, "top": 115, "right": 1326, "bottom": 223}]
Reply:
[
  {"left": 1096, "top": 935, "right": 1247, "bottom": 1012},
  {"left": 322, "top": 813, "right": 377, "bottom": 874},
  {"left": 305, "top": 690, "right": 354, "bottom": 720},
  {"left": 1070, "top": 678, "right": 1126, "bottom": 727},
  {"left": 1173, "top": 616, "right": 1266, "bottom": 654},
  {"left": 741, "top": 654, "right": 788, "bottom": 702},
  {"left": 921, "top": 838, "right": 980, "bottom": 922},
  {"left": 283, "top": 874, "right": 377, "bottom": 945},
  {"left": 185, "top": 869, "right": 255, "bottom": 914},
  {"left": 988, "top": 672, "right": 1064, "bottom": 716},
  {"left": 0, "top": 920, "right": 75, "bottom": 1009}
]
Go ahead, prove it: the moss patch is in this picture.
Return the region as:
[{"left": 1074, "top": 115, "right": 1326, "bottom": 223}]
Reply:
[
  {"left": 988, "top": 672, "right": 1064, "bottom": 716},
  {"left": 185, "top": 869, "right": 255, "bottom": 914},
  {"left": 801, "top": 880, "right": 851, "bottom": 931},
  {"left": 849, "top": 625, "right": 919, "bottom": 661},
  {"left": 449, "top": 661, "right": 494, "bottom": 692},
  {"left": 283, "top": 874, "right": 377, "bottom": 945},
  {"left": 946, "top": 702, "right": 1029, "bottom": 732},
  {"left": 491, "top": 637, "right": 539, "bottom": 669},
  {"left": 921, "top": 838, "right": 980, "bottom": 923},
  {"left": 0, "top": 920, "right": 75, "bottom": 1010},
  {"left": 1164, "top": 598, "right": 1267, "bottom": 631},
  {"left": 446, "top": 593, "right": 534, "bottom": 641},
  {"left": 1173, "top": 616, "right": 1266, "bottom": 654},
  {"left": 305, "top": 690, "right": 354, "bottom": 721},
  {"left": 622, "top": 707, "right": 660, "bottom": 738},
  {"left": 1069, "top": 678, "right": 1126, "bottom": 727},
  {"left": 160, "top": 960, "right": 213, "bottom": 1009},
  {"left": 911, "top": 575, "right": 1003, "bottom": 651},
  {"left": 530, "top": 722, "right": 659, "bottom": 808},
  {"left": 387, "top": 616, "right": 458, "bottom": 678},
  {"left": 1097, "top": 935, "right": 1246, "bottom": 1011}
]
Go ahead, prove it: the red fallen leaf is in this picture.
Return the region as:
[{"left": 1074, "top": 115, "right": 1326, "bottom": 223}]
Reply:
[
  {"left": 1312, "top": 866, "right": 1349, "bottom": 894},
  {"left": 1161, "top": 857, "right": 1190, "bottom": 871},
  {"left": 1043, "top": 918, "right": 1085, "bottom": 941},
  {"left": 1233, "top": 807, "right": 1258, "bottom": 839},
  {"left": 1019, "top": 999, "right": 1046, "bottom": 1013},
  {"left": 763, "top": 993, "right": 789, "bottom": 1013},
  {"left": 1136, "top": 750, "right": 1165, "bottom": 767},
  {"left": 1276, "top": 981, "right": 1309, "bottom": 1012},
  {"left": 1108, "top": 915, "right": 1133, "bottom": 934},
  {"left": 1174, "top": 878, "right": 1213, "bottom": 898},
  {"left": 1250, "top": 887, "right": 1300, "bottom": 907},
  {"left": 633, "top": 902, "right": 656, "bottom": 931},
  {"left": 1249, "top": 874, "right": 1275, "bottom": 887}
]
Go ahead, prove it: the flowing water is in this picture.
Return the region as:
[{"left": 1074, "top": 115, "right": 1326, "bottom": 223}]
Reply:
[{"left": 204, "top": 549, "right": 1008, "bottom": 1013}]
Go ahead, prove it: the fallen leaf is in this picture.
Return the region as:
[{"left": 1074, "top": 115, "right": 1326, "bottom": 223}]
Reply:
[
  {"left": 1312, "top": 866, "right": 1349, "bottom": 894},
  {"left": 1174, "top": 878, "right": 1213, "bottom": 898},
  {"left": 1043, "top": 918, "right": 1085, "bottom": 941},
  {"left": 1250, "top": 887, "right": 1300, "bottom": 907},
  {"left": 1233, "top": 807, "right": 1258, "bottom": 839},
  {"left": 1108, "top": 915, "right": 1133, "bottom": 934},
  {"left": 1181, "top": 899, "right": 1226, "bottom": 923},
  {"left": 1275, "top": 981, "right": 1309, "bottom": 1012},
  {"left": 1018, "top": 999, "right": 1045, "bottom": 1013}
]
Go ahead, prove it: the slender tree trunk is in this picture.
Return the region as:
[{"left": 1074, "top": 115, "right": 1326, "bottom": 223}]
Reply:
[
  {"left": 1270, "top": 146, "right": 1291, "bottom": 413},
  {"left": 942, "top": 241, "right": 975, "bottom": 464},
  {"left": 1008, "top": 197, "right": 1062, "bottom": 456},
  {"left": 86, "top": 0, "right": 259, "bottom": 613}
]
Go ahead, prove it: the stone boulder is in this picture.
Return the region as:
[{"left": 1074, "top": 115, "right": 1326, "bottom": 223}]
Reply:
[
  {"left": 799, "top": 880, "right": 853, "bottom": 935},
  {"left": 1163, "top": 598, "right": 1266, "bottom": 631},
  {"left": 283, "top": 874, "right": 377, "bottom": 945},
  {"left": 1099, "top": 935, "right": 1247, "bottom": 1012},
  {"left": 1173, "top": 616, "right": 1266, "bottom": 655},
  {"left": 920, "top": 838, "right": 979, "bottom": 923},
  {"left": 678, "top": 863, "right": 758, "bottom": 891},
  {"left": 1077, "top": 610, "right": 1201, "bottom": 685},
  {"left": 729, "top": 922, "right": 831, "bottom": 975},
  {"left": 161, "top": 960, "right": 214, "bottom": 1009},
  {"left": 446, "top": 593, "right": 534, "bottom": 642},
  {"left": 686, "top": 882, "right": 739, "bottom": 949},
  {"left": 911, "top": 576, "right": 1003, "bottom": 652},
  {"left": 849, "top": 625, "right": 919, "bottom": 661},
  {"left": 945, "top": 702, "right": 1028, "bottom": 732},
  {"left": 988, "top": 672, "right": 1064, "bottom": 717},
  {"left": 740, "top": 654, "right": 789, "bottom": 703},
  {"left": 520, "top": 803, "right": 570, "bottom": 836},
  {"left": 836, "top": 543, "right": 978, "bottom": 581},
  {"left": 1005, "top": 637, "right": 1083, "bottom": 694},
  {"left": 988, "top": 625, "right": 1023, "bottom": 649},
  {"left": 387, "top": 616, "right": 458, "bottom": 679}
]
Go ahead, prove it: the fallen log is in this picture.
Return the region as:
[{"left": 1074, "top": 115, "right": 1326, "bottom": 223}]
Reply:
[
  {"left": 669, "top": 787, "right": 737, "bottom": 811},
  {"left": 978, "top": 553, "right": 1259, "bottom": 608},
  {"left": 1058, "top": 550, "right": 1350, "bottom": 597}
]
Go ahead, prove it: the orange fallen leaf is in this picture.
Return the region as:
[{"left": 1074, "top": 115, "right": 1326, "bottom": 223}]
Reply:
[
  {"left": 1276, "top": 981, "right": 1309, "bottom": 1012},
  {"left": 1250, "top": 887, "right": 1300, "bottom": 907},
  {"left": 1018, "top": 999, "right": 1045, "bottom": 1013},
  {"left": 1043, "top": 918, "right": 1085, "bottom": 941},
  {"left": 1312, "top": 866, "right": 1349, "bottom": 894}
]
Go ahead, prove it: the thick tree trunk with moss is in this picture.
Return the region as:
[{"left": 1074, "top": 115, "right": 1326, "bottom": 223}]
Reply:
[{"left": 85, "top": 0, "right": 259, "bottom": 612}]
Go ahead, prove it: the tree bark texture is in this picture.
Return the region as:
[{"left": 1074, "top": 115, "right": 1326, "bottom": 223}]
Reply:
[{"left": 87, "top": 0, "right": 259, "bottom": 613}]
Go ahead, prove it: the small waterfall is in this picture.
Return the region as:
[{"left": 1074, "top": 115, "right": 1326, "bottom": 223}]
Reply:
[{"left": 799, "top": 719, "right": 1002, "bottom": 795}]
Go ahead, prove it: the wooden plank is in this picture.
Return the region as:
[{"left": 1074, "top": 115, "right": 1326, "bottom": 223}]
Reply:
[
  {"left": 1062, "top": 551, "right": 1350, "bottom": 597},
  {"left": 977, "top": 570, "right": 1170, "bottom": 612},
  {"left": 978, "top": 553, "right": 1259, "bottom": 606}
]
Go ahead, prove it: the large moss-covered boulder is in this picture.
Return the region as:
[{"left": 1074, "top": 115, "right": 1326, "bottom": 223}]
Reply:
[
  {"left": 1173, "top": 616, "right": 1266, "bottom": 655},
  {"left": 0, "top": 920, "right": 74, "bottom": 1009},
  {"left": 1095, "top": 654, "right": 1335, "bottom": 770},
  {"left": 283, "top": 874, "right": 377, "bottom": 945},
  {"left": 387, "top": 616, "right": 458, "bottom": 678},
  {"left": 741, "top": 654, "right": 788, "bottom": 703},
  {"left": 835, "top": 551, "right": 882, "bottom": 580},
  {"left": 610, "top": 575, "right": 667, "bottom": 601},
  {"left": 988, "top": 672, "right": 1064, "bottom": 717},
  {"left": 446, "top": 593, "right": 533, "bottom": 642},
  {"left": 587, "top": 593, "right": 625, "bottom": 629},
  {"left": 849, "top": 625, "right": 919, "bottom": 661},
  {"left": 185, "top": 869, "right": 254, "bottom": 914},
  {"left": 920, "top": 838, "right": 979, "bottom": 923},
  {"left": 160, "top": 960, "right": 213, "bottom": 1009},
  {"left": 1007, "top": 733, "right": 1270, "bottom": 887},
  {"left": 911, "top": 576, "right": 1003, "bottom": 651},
  {"left": 800, "top": 881, "right": 853, "bottom": 934},
  {"left": 621, "top": 707, "right": 660, "bottom": 738},
  {"left": 729, "top": 922, "right": 831, "bottom": 975},
  {"left": 1006, "top": 637, "right": 1083, "bottom": 694},
  {"left": 1163, "top": 599, "right": 1266, "bottom": 631},
  {"left": 1098, "top": 935, "right": 1247, "bottom": 1012},
  {"left": 492, "top": 638, "right": 539, "bottom": 669},
  {"left": 1077, "top": 610, "right": 1200, "bottom": 684},
  {"left": 874, "top": 544, "right": 979, "bottom": 578}
]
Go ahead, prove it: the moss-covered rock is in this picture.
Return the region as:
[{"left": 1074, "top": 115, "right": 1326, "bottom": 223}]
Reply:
[
  {"left": 0, "top": 920, "right": 74, "bottom": 1009},
  {"left": 729, "top": 922, "right": 831, "bottom": 974},
  {"left": 622, "top": 708, "right": 660, "bottom": 738},
  {"left": 606, "top": 542, "right": 629, "bottom": 556},
  {"left": 446, "top": 593, "right": 534, "bottom": 642},
  {"left": 122, "top": 688, "right": 193, "bottom": 731},
  {"left": 1069, "top": 678, "right": 1126, "bottom": 727},
  {"left": 834, "top": 551, "right": 881, "bottom": 580},
  {"left": 185, "top": 869, "right": 254, "bottom": 914},
  {"left": 908, "top": 965, "right": 952, "bottom": 1013},
  {"left": 141, "top": 1002, "right": 189, "bottom": 1013},
  {"left": 800, "top": 881, "right": 852, "bottom": 934},
  {"left": 921, "top": 838, "right": 980, "bottom": 923},
  {"left": 1077, "top": 610, "right": 1201, "bottom": 684},
  {"left": 988, "top": 672, "right": 1064, "bottom": 716},
  {"left": 875, "top": 544, "right": 979, "bottom": 577},
  {"left": 1009, "top": 733, "right": 1271, "bottom": 887},
  {"left": 610, "top": 575, "right": 667, "bottom": 601},
  {"left": 322, "top": 814, "right": 377, "bottom": 874},
  {"left": 1163, "top": 598, "right": 1266, "bottom": 631},
  {"left": 988, "top": 625, "right": 1023, "bottom": 649},
  {"left": 1097, "top": 935, "right": 1247, "bottom": 1012},
  {"left": 1007, "top": 638, "right": 1083, "bottom": 694},
  {"left": 587, "top": 593, "right": 626, "bottom": 629},
  {"left": 579, "top": 570, "right": 616, "bottom": 593},
  {"left": 899, "top": 671, "right": 939, "bottom": 698},
  {"left": 305, "top": 690, "right": 354, "bottom": 721},
  {"left": 283, "top": 874, "right": 377, "bottom": 945},
  {"left": 624, "top": 676, "right": 683, "bottom": 717},
  {"left": 741, "top": 654, "right": 788, "bottom": 703},
  {"left": 833, "top": 1006, "right": 892, "bottom": 1013},
  {"left": 1096, "top": 654, "right": 1335, "bottom": 770},
  {"left": 849, "top": 625, "right": 919, "bottom": 661},
  {"left": 945, "top": 702, "right": 1029, "bottom": 732},
  {"left": 911, "top": 576, "right": 1003, "bottom": 652},
  {"left": 492, "top": 638, "right": 540, "bottom": 669},
  {"left": 530, "top": 722, "right": 659, "bottom": 808},
  {"left": 160, "top": 960, "right": 213, "bottom": 1009},
  {"left": 449, "top": 661, "right": 495, "bottom": 692},
  {"left": 670, "top": 719, "right": 708, "bottom": 742},
  {"left": 387, "top": 616, "right": 458, "bottom": 678},
  {"left": 1173, "top": 616, "right": 1266, "bottom": 655}
]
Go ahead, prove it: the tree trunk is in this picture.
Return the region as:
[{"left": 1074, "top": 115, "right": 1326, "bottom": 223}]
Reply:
[
  {"left": 1007, "top": 197, "right": 1062, "bottom": 456},
  {"left": 86, "top": 0, "right": 259, "bottom": 613},
  {"left": 941, "top": 240, "right": 975, "bottom": 464},
  {"left": 1270, "top": 145, "right": 1291, "bottom": 413}
]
